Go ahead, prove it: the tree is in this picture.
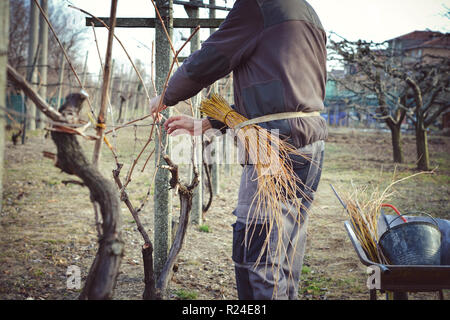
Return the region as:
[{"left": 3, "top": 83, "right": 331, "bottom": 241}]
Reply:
[
  {"left": 329, "top": 37, "right": 409, "bottom": 163},
  {"left": 402, "top": 55, "right": 449, "bottom": 170},
  {"left": 8, "top": 0, "right": 87, "bottom": 92},
  {"left": 329, "top": 35, "right": 450, "bottom": 169},
  {"left": 8, "top": 0, "right": 27, "bottom": 69}
]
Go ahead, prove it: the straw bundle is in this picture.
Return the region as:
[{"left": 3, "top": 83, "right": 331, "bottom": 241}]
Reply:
[
  {"left": 340, "top": 171, "right": 431, "bottom": 264},
  {"left": 341, "top": 184, "right": 392, "bottom": 264},
  {"left": 200, "top": 94, "right": 311, "bottom": 268}
]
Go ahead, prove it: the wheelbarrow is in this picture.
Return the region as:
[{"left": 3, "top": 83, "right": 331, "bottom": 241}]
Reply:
[{"left": 344, "top": 204, "right": 450, "bottom": 300}]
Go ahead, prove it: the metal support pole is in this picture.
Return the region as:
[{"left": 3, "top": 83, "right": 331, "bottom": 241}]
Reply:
[
  {"left": 209, "top": 1, "right": 220, "bottom": 195},
  {"left": 0, "top": 0, "right": 9, "bottom": 213},
  {"left": 82, "top": 51, "right": 89, "bottom": 87},
  {"left": 37, "top": 0, "right": 48, "bottom": 129},
  {"left": 56, "top": 52, "right": 65, "bottom": 109},
  {"left": 154, "top": 0, "right": 174, "bottom": 279},
  {"left": 26, "top": 0, "right": 39, "bottom": 131},
  {"left": 185, "top": 1, "right": 202, "bottom": 225},
  {"left": 116, "top": 64, "right": 124, "bottom": 121},
  {"left": 122, "top": 66, "right": 133, "bottom": 122}
]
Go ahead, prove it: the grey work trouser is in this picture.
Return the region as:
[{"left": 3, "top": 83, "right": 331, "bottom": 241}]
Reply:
[{"left": 232, "top": 140, "right": 325, "bottom": 300}]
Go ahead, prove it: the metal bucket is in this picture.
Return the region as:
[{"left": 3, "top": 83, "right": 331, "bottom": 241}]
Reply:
[{"left": 379, "top": 214, "right": 442, "bottom": 265}]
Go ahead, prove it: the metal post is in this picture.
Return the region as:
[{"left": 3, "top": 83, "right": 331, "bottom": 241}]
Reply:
[
  {"left": 36, "top": 0, "right": 48, "bottom": 129},
  {"left": 210, "top": 0, "right": 217, "bottom": 33},
  {"left": 211, "top": 135, "right": 221, "bottom": 195},
  {"left": 82, "top": 51, "right": 89, "bottom": 87},
  {"left": 185, "top": 1, "right": 202, "bottom": 225},
  {"left": 20, "top": 92, "right": 26, "bottom": 145},
  {"left": 223, "top": 128, "right": 231, "bottom": 175},
  {"left": 190, "top": 95, "right": 203, "bottom": 225},
  {"left": 116, "top": 64, "right": 124, "bottom": 122},
  {"left": 0, "top": 0, "right": 9, "bottom": 213},
  {"left": 26, "top": 0, "right": 39, "bottom": 131},
  {"left": 225, "top": 74, "right": 233, "bottom": 175},
  {"left": 209, "top": 84, "right": 220, "bottom": 196},
  {"left": 94, "top": 67, "right": 102, "bottom": 114},
  {"left": 108, "top": 59, "right": 115, "bottom": 105},
  {"left": 56, "top": 53, "right": 65, "bottom": 109},
  {"left": 107, "top": 59, "right": 117, "bottom": 133},
  {"left": 209, "top": 1, "right": 220, "bottom": 195},
  {"left": 122, "top": 66, "right": 133, "bottom": 122},
  {"left": 154, "top": 0, "right": 174, "bottom": 279},
  {"left": 131, "top": 84, "right": 139, "bottom": 119},
  {"left": 185, "top": 1, "right": 200, "bottom": 57}
]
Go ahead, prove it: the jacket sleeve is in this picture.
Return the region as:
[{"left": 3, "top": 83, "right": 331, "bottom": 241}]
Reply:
[{"left": 163, "top": 0, "right": 263, "bottom": 107}]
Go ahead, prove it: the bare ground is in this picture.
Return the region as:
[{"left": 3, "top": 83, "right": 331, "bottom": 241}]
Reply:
[{"left": 0, "top": 126, "right": 449, "bottom": 300}]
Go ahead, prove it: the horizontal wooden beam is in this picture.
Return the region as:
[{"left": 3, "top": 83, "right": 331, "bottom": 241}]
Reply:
[{"left": 86, "top": 17, "right": 224, "bottom": 29}]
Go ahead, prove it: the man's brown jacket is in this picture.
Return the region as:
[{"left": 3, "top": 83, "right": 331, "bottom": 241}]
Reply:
[{"left": 163, "top": 0, "right": 328, "bottom": 147}]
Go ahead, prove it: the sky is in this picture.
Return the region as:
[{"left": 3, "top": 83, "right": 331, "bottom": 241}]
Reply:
[
  {"left": 64, "top": 0, "right": 450, "bottom": 76},
  {"left": 309, "top": 0, "right": 449, "bottom": 42}
]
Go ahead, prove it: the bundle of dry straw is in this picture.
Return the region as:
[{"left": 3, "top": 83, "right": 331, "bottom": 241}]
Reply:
[
  {"left": 200, "top": 94, "right": 311, "bottom": 269},
  {"left": 339, "top": 171, "right": 432, "bottom": 264},
  {"left": 341, "top": 184, "right": 392, "bottom": 264}
]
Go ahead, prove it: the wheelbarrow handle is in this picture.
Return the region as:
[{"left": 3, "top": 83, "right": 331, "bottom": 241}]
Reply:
[
  {"left": 378, "top": 264, "right": 390, "bottom": 274},
  {"left": 368, "top": 263, "right": 391, "bottom": 274}
]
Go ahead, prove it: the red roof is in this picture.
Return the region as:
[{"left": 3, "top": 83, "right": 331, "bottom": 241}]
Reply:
[
  {"left": 387, "top": 30, "right": 450, "bottom": 51},
  {"left": 388, "top": 30, "right": 444, "bottom": 42},
  {"left": 419, "top": 35, "right": 450, "bottom": 48}
]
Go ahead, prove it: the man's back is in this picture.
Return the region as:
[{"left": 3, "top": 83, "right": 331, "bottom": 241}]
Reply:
[
  {"left": 232, "top": 0, "right": 328, "bottom": 147},
  {"left": 165, "top": 0, "right": 328, "bottom": 147}
]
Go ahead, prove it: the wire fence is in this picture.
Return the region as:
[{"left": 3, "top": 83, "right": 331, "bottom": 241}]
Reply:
[{"left": 5, "top": 62, "right": 234, "bottom": 132}]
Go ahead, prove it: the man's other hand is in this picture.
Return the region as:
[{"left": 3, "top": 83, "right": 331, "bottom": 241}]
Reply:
[{"left": 164, "top": 115, "right": 211, "bottom": 136}]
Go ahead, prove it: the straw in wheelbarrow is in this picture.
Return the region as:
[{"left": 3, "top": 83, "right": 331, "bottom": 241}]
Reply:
[
  {"left": 332, "top": 170, "right": 433, "bottom": 264},
  {"left": 340, "top": 183, "right": 391, "bottom": 264}
]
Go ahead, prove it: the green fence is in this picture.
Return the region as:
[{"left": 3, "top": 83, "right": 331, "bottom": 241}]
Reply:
[{"left": 5, "top": 94, "right": 63, "bottom": 125}]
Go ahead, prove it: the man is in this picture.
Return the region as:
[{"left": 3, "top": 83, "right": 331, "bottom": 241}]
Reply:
[{"left": 150, "top": 0, "right": 327, "bottom": 299}]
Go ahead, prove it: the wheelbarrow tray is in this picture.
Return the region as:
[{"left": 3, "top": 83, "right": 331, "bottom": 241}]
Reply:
[{"left": 344, "top": 220, "right": 450, "bottom": 292}]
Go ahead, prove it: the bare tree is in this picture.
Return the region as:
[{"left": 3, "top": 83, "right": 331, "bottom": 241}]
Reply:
[
  {"left": 402, "top": 56, "right": 450, "bottom": 170},
  {"left": 8, "top": 0, "right": 87, "bottom": 85},
  {"left": 329, "top": 37, "right": 409, "bottom": 163},
  {"left": 329, "top": 35, "right": 449, "bottom": 169},
  {"left": 8, "top": 0, "right": 28, "bottom": 69}
]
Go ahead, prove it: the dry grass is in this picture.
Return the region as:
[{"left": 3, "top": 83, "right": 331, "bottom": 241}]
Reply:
[
  {"left": 338, "top": 170, "right": 434, "bottom": 264},
  {"left": 340, "top": 184, "right": 390, "bottom": 264}
]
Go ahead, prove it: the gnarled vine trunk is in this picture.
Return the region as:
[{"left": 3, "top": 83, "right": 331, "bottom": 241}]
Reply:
[
  {"left": 7, "top": 64, "right": 124, "bottom": 299},
  {"left": 50, "top": 131, "right": 124, "bottom": 299}
]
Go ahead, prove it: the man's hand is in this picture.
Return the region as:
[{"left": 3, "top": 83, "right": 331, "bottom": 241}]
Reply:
[
  {"left": 164, "top": 115, "right": 212, "bottom": 136},
  {"left": 149, "top": 94, "right": 165, "bottom": 122}
]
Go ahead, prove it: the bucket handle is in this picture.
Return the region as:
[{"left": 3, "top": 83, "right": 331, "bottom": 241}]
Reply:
[
  {"left": 405, "top": 211, "right": 440, "bottom": 228},
  {"left": 387, "top": 212, "right": 439, "bottom": 228}
]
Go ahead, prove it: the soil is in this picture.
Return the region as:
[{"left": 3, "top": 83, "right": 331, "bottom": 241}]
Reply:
[{"left": 0, "top": 127, "right": 449, "bottom": 300}]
